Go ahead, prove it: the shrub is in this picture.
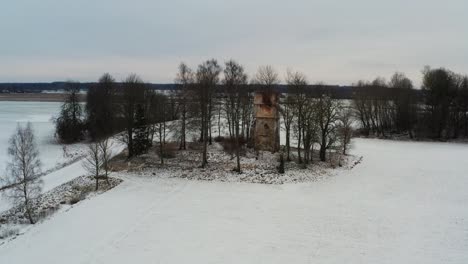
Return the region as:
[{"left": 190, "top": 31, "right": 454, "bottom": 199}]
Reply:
[
  {"left": 214, "top": 136, "right": 225, "bottom": 142},
  {"left": 158, "top": 142, "right": 178, "bottom": 159},
  {"left": 0, "top": 227, "right": 19, "bottom": 239},
  {"left": 220, "top": 137, "right": 247, "bottom": 156}
]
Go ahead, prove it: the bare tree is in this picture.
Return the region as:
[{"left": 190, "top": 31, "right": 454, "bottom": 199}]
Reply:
[
  {"left": 352, "top": 80, "right": 373, "bottom": 136},
  {"left": 284, "top": 70, "right": 308, "bottom": 162},
  {"left": 279, "top": 95, "right": 294, "bottom": 161},
  {"left": 253, "top": 65, "right": 279, "bottom": 92},
  {"left": 195, "top": 59, "right": 221, "bottom": 168},
  {"left": 99, "top": 138, "right": 113, "bottom": 182},
  {"left": 175, "top": 63, "right": 195, "bottom": 150},
  {"left": 83, "top": 142, "right": 103, "bottom": 191},
  {"left": 240, "top": 93, "right": 254, "bottom": 141},
  {"left": 223, "top": 60, "right": 248, "bottom": 173},
  {"left": 300, "top": 98, "right": 318, "bottom": 165},
  {"left": 352, "top": 79, "right": 393, "bottom": 137},
  {"left": 154, "top": 95, "right": 168, "bottom": 165},
  {"left": 289, "top": 72, "right": 309, "bottom": 164},
  {"left": 3, "top": 123, "right": 43, "bottom": 224},
  {"left": 316, "top": 93, "right": 341, "bottom": 162},
  {"left": 337, "top": 107, "right": 354, "bottom": 155}
]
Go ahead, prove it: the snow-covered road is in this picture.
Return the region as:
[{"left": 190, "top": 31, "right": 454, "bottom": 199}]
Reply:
[{"left": 1, "top": 139, "right": 467, "bottom": 263}]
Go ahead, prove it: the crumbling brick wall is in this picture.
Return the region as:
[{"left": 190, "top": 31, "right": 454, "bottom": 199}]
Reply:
[{"left": 253, "top": 92, "right": 280, "bottom": 152}]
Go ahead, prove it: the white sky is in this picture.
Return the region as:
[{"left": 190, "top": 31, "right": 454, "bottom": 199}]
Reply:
[{"left": 1, "top": 0, "right": 467, "bottom": 87}]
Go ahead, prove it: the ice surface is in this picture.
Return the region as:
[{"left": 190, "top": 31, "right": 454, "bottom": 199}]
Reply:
[{"left": 0, "top": 102, "right": 64, "bottom": 173}]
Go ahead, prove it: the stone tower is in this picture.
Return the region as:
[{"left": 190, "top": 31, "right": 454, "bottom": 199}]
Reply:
[{"left": 253, "top": 91, "right": 280, "bottom": 153}]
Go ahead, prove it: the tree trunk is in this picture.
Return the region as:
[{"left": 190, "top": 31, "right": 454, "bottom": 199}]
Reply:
[
  {"left": 201, "top": 112, "right": 208, "bottom": 168},
  {"left": 218, "top": 108, "right": 221, "bottom": 138},
  {"left": 25, "top": 202, "right": 35, "bottom": 224},
  {"left": 297, "top": 123, "right": 302, "bottom": 164},
  {"left": 180, "top": 107, "right": 186, "bottom": 150},
  {"left": 159, "top": 127, "right": 164, "bottom": 165},
  {"left": 320, "top": 133, "right": 327, "bottom": 162},
  {"left": 235, "top": 122, "right": 241, "bottom": 173},
  {"left": 127, "top": 127, "right": 133, "bottom": 158},
  {"left": 285, "top": 128, "right": 291, "bottom": 161}
]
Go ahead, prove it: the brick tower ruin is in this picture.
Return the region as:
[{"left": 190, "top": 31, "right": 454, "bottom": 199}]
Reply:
[{"left": 253, "top": 91, "right": 280, "bottom": 153}]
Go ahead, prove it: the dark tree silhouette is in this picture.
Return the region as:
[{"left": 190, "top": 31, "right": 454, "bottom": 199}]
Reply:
[
  {"left": 55, "top": 81, "right": 85, "bottom": 143},
  {"left": 120, "top": 74, "right": 147, "bottom": 158},
  {"left": 86, "top": 73, "right": 117, "bottom": 140}
]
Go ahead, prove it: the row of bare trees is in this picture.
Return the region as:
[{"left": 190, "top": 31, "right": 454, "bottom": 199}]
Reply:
[
  {"left": 280, "top": 71, "right": 353, "bottom": 164},
  {"left": 83, "top": 61, "right": 354, "bottom": 173},
  {"left": 173, "top": 60, "right": 254, "bottom": 172},
  {"left": 173, "top": 60, "right": 351, "bottom": 172},
  {"left": 353, "top": 67, "right": 468, "bottom": 139}
]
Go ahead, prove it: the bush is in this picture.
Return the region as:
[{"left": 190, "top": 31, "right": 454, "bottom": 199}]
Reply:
[
  {"left": 220, "top": 137, "right": 247, "bottom": 156},
  {"left": 68, "top": 184, "right": 93, "bottom": 204},
  {"left": 214, "top": 136, "right": 225, "bottom": 142},
  {"left": 188, "top": 142, "right": 203, "bottom": 151},
  {"left": 0, "top": 226, "right": 19, "bottom": 239},
  {"left": 158, "top": 142, "right": 178, "bottom": 159},
  {"left": 55, "top": 117, "right": 85, "bottom": 143}
]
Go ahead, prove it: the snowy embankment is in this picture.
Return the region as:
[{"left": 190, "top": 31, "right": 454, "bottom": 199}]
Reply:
[
  {"left": 0, "top": 138, "right": 124, "bottom": 214},
  {"left": 1, "top": 138, "right": 467, "bottom": 263}
]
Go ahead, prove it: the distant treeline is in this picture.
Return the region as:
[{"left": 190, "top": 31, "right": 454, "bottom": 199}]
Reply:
[
  {"left": 0, "top": 82, "right": 424, "bottom": 100},
  {"left": 0, "top": 82, "right": 175, "bottom": 93},
  {"left": 352, "top": 67, "right": 468, "bottom": 139}
]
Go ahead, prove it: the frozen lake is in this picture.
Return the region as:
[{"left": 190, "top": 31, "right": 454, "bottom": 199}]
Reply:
[{"left": 0, "top": 101, "right": 62, "bottom": 175}]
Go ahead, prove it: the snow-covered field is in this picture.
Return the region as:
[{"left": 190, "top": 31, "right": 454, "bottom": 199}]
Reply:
[{"left": 1, "top": 138, "right": 467, "bottom": 263}]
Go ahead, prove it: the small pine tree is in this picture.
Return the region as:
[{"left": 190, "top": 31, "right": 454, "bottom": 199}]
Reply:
[
  {"left": 55, "top": 81, "right": 85, "bottom": 143},
  {"left": 133, "top": 104, "right": 151, "bottom": 155}
]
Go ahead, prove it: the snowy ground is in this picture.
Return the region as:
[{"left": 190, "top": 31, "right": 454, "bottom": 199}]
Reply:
[{"left": 0, "top": 138, "right": 467, "bottom": 263}]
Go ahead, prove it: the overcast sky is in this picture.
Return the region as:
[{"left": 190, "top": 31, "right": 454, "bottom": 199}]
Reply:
[{"left": 1, "top": 0, "right": 467, "bottom": 86}]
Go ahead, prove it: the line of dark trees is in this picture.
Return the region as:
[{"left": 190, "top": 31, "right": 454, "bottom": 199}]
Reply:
[
  {"left": 353, "top": 67, "right": 468, "bottom": 140},
  {"left": 56, "top": 73, "right": 176, "bottom": 156},
  {"left": 55, "top": 60, "right": 255, "bottom": 173}
]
